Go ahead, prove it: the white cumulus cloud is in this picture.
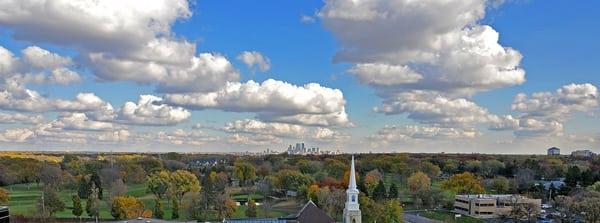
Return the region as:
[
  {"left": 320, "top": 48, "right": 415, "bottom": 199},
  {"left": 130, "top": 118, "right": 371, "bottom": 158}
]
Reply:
[
  {"left": 164, "top": 79, "right": 351, "bottom": 127},
  {"left": 237, "top": 51, "right": 271, "bottom": 72},
  {"left": 116, "top": 95, "right": 191, "bottom": 126}
]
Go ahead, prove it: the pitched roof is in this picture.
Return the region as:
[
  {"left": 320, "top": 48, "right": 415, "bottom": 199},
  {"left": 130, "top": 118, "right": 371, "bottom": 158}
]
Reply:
[{"left": 280, "top": 200, "right": 334, "bottom": 223}]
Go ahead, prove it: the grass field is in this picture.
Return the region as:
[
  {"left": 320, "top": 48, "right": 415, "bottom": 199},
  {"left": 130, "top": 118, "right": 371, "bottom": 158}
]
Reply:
[
  {"left": 2, "top": 183, "right": 292, "bottom": 221},
  {"left": 420, "top": 210, "right": 484, "bottom": 223},
  {"left": 231, "top": 193, "right": 265, "bottom": 201}
]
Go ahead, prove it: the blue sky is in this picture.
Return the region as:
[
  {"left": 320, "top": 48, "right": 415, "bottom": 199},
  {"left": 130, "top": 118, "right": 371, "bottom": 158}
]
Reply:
[{"left": 0, "top": 0, "right": 597, "bottom": 153}]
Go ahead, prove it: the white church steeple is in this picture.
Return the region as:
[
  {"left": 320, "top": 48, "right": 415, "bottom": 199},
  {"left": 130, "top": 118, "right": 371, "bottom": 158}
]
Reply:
[
  {"left": 349, "top": 156, "right": 357, "bottom": 190},
  {"left": 344, "top": 155, "right": 361, "bottom": 223}
]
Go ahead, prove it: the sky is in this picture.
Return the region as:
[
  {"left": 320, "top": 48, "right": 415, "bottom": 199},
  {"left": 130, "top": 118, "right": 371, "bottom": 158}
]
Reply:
[{"left": 0, "top": 0, "right": 598, "bottom": 154}]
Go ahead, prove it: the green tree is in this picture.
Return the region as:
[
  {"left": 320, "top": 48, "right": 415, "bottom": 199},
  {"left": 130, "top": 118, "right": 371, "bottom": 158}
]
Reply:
[
  {"left": 419, "top": 162, "right": 441, "bottom": 179},
  {"left": 359, "top": 194, "right": 382, "bottom": 223},
  {"left": 72, "top": 195, "right": 83, "bottom": 221},
  {"left": 388, "top": 182, "right": 399, "bottom": 199},
  {"left": 154, "top": 198, "right": 164, "bottom": 219},
  {"left": 90, "top": 173, "right": 103, "bottom": 199},
  {"left": 408, "top": 171, "right": 431, "bottom": 193},
  {"left": 359, "top": 194, "right": 403, "bottom": 222},
  {"left": 465, "top": 160, "right": 483, "bottom": 174},
  {"left": 324, "top": 158, "right": 346, "bottom": 178},
  {"left": 171, "top": 197, "right": 179, "bottom": 219},
  {"left": 358, "top": 175, "right": 368, "bottom": 196},
  {"left": 38, "top": 188, "right": 66, "bottom": 217},
  {"left": 381, "top": 199, "right": 403, "bottom": 223},
  {"left": 490, "top": 176, "right": 510, "bottom": 193},
  {"left": 147, "top": 171, "right": 171, "bottom": 199},
  {"left": 372, "top": 179, "right": 387, "bottom": 201},
  {"left": 246, "top": 199, "right": 258, "bottom": 217},
  {"left": 234, "top": 162, "right": 257, "bottom": 186},
  {"left": 273, "top": 169, "right": 314, "bottom": 191},
  {"left": 588, "top": 181, "right": 600, "bottom": 192},
  {"left": 86, "top": 185, "right": 100, "bottom": 222},
  {"left": 441, "top": 172, "right": 484, "bottom": 194},
  {"left": 297, "top": 160, "right": 321, "bottom": 174},
  {"left": 443, "top": 159, "right": 459, "bottom": 174},
  {"left": 565, "top": 166, "right": 581, "bottom": 187},
  {"left": 77, "top": 177, "right": 91, "bottom": 199},
  {"left": 139, "top": 157, "right": 164, "bottom": 173},
  {"left": 482, "top": 159, "right": 505, "bottom": 177},
  {"left": 169, "top": 170, "right": 201, "bottom": 202}
]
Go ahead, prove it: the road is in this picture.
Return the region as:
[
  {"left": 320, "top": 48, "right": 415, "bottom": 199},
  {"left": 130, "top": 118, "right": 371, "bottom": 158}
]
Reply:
[{"left": 403, "top": 212, "right": 444, "bottom": 223}]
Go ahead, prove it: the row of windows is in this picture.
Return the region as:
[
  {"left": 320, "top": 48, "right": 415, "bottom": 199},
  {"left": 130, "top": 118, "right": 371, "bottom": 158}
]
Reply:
[
  {"left": 455, "top": 199, "right": 469, "bottom": 204},
  {"left": 454, "top": 206, "right": 469, "bottom": 212},
  {"left": 475, "top": 211, "right": 494, "bottom": 215},
  {"left": 0, "top": 208, "right": 8, "bottom": 223},
  {"left": 475, "top": 203, "right": 495, "bottom": 207}
]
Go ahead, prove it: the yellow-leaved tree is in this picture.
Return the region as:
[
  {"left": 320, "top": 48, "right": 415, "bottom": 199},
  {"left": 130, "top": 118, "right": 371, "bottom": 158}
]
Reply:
[
  {"left": 407, "top": 171, "right": 431, "bottom": 193},
  {"left": 441, "top": 172, "right": 485, "bottom": 194},
  {"left": 110, "top": 196, "right": 144, "bottom": 220}
]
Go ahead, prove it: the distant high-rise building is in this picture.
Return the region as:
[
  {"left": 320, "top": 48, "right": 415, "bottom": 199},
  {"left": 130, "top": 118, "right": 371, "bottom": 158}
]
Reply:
[
  {"left": 286, "top": 143, "right": 336, "bottom": 155},
  {"left": 547, "top": 147, "right": 560, "bottom": 156}
]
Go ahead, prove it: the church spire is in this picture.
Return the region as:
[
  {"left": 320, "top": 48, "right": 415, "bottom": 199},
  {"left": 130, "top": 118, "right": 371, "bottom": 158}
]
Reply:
[
  {"left": 344, "top": 155, "right": 361, "bottom": 223},
  {"left": 349, "top": 155, "right": 357, "bottom": 189}
]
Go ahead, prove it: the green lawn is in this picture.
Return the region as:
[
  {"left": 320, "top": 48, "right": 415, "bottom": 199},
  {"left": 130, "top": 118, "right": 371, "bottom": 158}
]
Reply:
[
  {"left": 233, "top": 205, "right": 290, "bottom": 218},
  {"left": 420, "top": 210, "right": 484, "bottom": 223},
  {"left": 3, "top": 183, "right": 147, "bottom": 219},
  {"left": 231, "top": 193, "right": 265, "bottom": 201},
  {"left": 3, "top": 183, "right": 292, "bottom": 221}
]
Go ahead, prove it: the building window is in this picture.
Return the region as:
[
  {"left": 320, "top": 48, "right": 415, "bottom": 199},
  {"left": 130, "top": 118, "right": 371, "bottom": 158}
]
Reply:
[
  {"left": 455, "top": 199, "right": 469, "bottom": 204},
  {"left": 454, "top": 206, "right": 469, "bottom": 212},
  {"left": 352, "top": 195, "right": 356, "bottom": 202}
]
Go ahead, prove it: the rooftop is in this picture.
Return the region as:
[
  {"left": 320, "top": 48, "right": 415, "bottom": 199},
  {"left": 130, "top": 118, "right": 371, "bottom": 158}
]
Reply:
[{"left": 456, "top": 194, "right": 530, "bottom": 201}]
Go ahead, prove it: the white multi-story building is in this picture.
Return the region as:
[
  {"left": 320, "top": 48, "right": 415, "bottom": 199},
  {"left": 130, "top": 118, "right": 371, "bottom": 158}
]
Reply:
[{"left": 571, "top": 149, "right": 596, "bottom": 158}]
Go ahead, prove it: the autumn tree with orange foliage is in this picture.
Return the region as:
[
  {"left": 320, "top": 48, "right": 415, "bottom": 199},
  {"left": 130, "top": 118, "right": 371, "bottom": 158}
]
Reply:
[
  {"left": 0, "top": 188, "right": 9, "bottom": 205},
  {"left": 342, "top": 169, "right": 360, "bottom": 188},
  {"left": 110, "top": 196, "right": 144, "bottom": 220},
  {"left": 407, "top": 171, "right": 431, "bottom": 193},
  {"left": 364, "top": 170, "right": 382, "bottom": 194}
]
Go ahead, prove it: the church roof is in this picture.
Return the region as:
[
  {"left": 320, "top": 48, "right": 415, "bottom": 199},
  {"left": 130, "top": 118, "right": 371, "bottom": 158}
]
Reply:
[
  {"left": 280, "top": 200, "right": 334, "bottom": 223},
  {"left": 225, "top": 201, "right": 333, "bottom": 223}
]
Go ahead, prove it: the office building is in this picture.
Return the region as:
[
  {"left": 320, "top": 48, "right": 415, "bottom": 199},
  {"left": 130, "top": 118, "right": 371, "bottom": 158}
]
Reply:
[
  {"left": 571, "top": 149, "right": 596, "bottom": 158},
  {"left": 454, "top": 194, "right": 541, "bottom": 219}
]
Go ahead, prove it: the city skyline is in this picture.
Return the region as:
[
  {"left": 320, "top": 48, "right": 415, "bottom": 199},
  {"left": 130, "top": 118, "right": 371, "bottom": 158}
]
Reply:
[{"left": 0, "top": 0, "right": 598, "bottom": 153}]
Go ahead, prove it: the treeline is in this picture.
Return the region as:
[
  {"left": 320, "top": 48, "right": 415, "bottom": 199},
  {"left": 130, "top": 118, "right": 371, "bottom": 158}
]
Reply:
[{"left": 1, "top": 152, "right": 600, "bottom": 222}]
